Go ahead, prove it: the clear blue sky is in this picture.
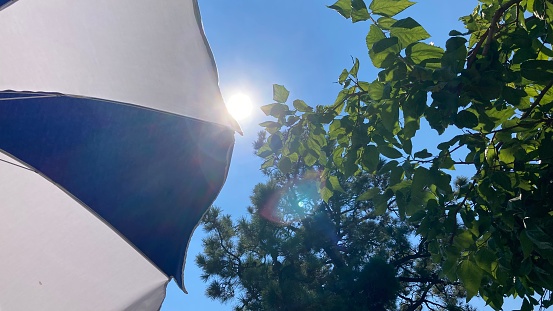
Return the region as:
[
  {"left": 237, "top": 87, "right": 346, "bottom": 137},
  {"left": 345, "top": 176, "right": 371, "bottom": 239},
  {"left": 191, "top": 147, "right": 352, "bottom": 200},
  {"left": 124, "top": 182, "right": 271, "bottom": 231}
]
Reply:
[{"left": 161, "top": 1, "right": 521, "bottom": 310}]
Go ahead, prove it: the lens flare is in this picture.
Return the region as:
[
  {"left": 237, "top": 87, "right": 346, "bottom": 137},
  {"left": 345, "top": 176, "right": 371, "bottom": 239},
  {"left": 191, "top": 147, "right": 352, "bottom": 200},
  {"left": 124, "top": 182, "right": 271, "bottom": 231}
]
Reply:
[
  {"left": 258, "top": 172, "right": 321, "bottom": 225},
  {"left": 226, "top": 93, "right": 252, "bottom": 121}
]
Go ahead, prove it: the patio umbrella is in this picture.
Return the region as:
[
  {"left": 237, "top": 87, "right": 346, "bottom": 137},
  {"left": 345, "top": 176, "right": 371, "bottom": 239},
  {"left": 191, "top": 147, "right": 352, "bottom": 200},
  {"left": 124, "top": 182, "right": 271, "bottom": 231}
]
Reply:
[{"left": 0, "top": 0, "right": 238, "bottom": 309}]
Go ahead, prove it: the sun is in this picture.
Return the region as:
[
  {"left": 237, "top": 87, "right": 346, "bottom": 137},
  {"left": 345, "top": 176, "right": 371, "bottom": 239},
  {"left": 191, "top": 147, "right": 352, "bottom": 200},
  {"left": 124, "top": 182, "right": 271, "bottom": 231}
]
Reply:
[{"left": 226, "top": 93, "right": 253, "bottom": 121}]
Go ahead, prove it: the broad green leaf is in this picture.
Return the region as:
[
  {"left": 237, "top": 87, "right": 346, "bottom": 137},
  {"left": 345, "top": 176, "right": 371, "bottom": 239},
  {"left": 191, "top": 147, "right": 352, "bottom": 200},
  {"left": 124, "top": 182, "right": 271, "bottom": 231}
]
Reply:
[
  {"left": 366, "top": 25, "right": 386, "bottom": 48},
  {"left": 369, "top": 0, "right": 414, "bottom": 17},
  {"left": 328, "top": 0, "right": 352, "bottom": 18},
  {"left": 455, "top": 110, "right": 479, "bottom": 129},
  {"left": 369, "top": 37, "right": 401, "bottom": 68},
  {"left": 381, "top": 101, "right": 399, "bottom": 132},
  {"left": 475, "top": 248, "right": 497, "bottom": 273},
  {"left": 414, "top": 149, "right": 432, "bottom": 158},
  {"left": 257, "top": 145, "right": 272, "bottom": 158},
  {"left": 351, "top": 0, "right": 370, "bottom": 22},
  {"left": 449, "top": 30, "right": 464, "bottom": 36},
  {"left": 526, "top": 227, "right": 553, "bottom": 250},
  {"left": 278, "top": 156, "right": 292, "bottom": 174},
  {"left": 362, "top": 145, "right": 380, "bottom": 172},
  {"left": 259, "top": 121, "right": 281, "bottom": 128},
  {"left": 268, "top": 134, "right": 283, "bottom": 152},
  {"left": 390, "top": 18, "right": 430, "bottom": 47},
  {"left": 458, "top": 260, "right": 483, "bottom": 301},
  {"left": 373, "top": 190, "right": 393, "bottom": 215},
  {"left": 260, "top": 103, "right": 276, "bottom": 116},
  {"left": 321, "top": 186, "right": 334, "bottom": 203},
  {"left": 520, "top": 60, "right": 553, "bottom": 82},
  {"left": 442, "top": 37, "right": 467, "bottom": 71},
  {"left": 338, "top": 69, "right": 349, "bottom": 84},
  {"left": 406, "top": 42, "right": 444, "bottom": 66},
  {"left": 379, "top": 160, "right": 399, "bottom": 173},
  {"left": 261, "top": 157, "right": 274, "bottom": 169},
  {"left": 368, "top": 81, "right": 385, "bottom": 100},
  {"left": 377, "top": 17, "right": 397, "bottom": 30},
  {"left": 328, "top": 175, "right": 346, "bottom": 193},
  {"left": 304, "top": 152, "right": 318, "bottom": 167},
  {"left": 411, "top": 167, "right": 429, "bottom": 193},
  {"left": 377, "top": 144, "right": 402, "bottom": 159},
  {"left": 357, "top": 187, "right": 380, "bottom": 201},
  {"left": 408, "top": 167, "right": 431, "bottom": 214},
  {"left": 400, "top": 136, "right": 412, "bottom": 154},
  {"left": 273, "top": 84, "right": 290, "bottom": 103},
  {"left": 349, "top": 58, "right": 360, "bottom": 77},
  {"left": 260, "top": 103, "right": 288, "bottom": 118},
  {"left": 520, "top": 230, "right": 535, "bottom": 259},
  {"left": 293, "top": 99, "right": 312, "bottom": 112}
]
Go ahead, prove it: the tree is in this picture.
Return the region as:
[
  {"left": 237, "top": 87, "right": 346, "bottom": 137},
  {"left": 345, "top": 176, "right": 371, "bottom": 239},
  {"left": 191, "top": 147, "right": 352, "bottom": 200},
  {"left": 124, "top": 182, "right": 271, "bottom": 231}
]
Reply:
[
  {"left": 197, "top": 134, "right": 475, "bottom": 311},
  {"left": 256, "top": 0, "right": 553, "bottom": 310}
]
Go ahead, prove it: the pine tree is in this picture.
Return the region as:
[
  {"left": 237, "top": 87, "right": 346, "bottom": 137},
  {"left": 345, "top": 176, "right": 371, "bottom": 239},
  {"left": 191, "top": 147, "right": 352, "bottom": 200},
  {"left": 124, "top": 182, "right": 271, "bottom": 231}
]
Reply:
[{"left": 196, "top": 133, "right": 474, "bottom": 311}]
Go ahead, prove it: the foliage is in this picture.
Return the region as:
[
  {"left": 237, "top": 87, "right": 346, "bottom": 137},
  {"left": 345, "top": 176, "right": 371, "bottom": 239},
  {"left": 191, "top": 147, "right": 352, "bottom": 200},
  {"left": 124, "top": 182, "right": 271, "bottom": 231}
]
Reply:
[
  {"left": 256, "top": 0, "right": 553, "bottom": 309},
  {"left": 197, "top": 142, "right": 475, "bottom": 310}
]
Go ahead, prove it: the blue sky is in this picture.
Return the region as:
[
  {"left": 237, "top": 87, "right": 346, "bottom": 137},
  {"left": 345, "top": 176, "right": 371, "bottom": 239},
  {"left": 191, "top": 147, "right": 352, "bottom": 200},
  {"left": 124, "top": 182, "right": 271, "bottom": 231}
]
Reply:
[{"left": 161, "top": 1, "right": 521, "bottom": 310}]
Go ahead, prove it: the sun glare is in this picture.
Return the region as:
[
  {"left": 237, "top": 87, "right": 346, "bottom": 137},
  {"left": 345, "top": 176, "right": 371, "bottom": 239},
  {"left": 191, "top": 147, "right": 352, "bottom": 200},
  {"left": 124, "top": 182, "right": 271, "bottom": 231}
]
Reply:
[{"left": 226, "top": 93, "right": 253, "bottom": 121}]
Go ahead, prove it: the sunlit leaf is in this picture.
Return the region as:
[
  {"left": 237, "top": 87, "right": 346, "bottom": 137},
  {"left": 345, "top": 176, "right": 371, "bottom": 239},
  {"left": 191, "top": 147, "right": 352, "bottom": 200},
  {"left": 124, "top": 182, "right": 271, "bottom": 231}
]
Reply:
[{"left": 369, "top": 0, "right": 415, "bottom": 17}]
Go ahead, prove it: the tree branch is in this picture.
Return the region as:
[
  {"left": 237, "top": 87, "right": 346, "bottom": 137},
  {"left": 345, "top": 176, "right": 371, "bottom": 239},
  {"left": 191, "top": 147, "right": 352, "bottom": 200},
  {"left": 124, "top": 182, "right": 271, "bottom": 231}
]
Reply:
[
  {"left": 521, "top": 80, "right": 553, "bottom": 120},
  {"left": 482, "top": 0, "right": 523, "bottom": 57},
  {"left": 405, "top": 284, "right": 434, "bottom": 311},
  {"left": 393, "top": 252, "right": 431, "bottom": 267},
  {"left": 398, "top": 276, "right": 446, "bottom": 284}
]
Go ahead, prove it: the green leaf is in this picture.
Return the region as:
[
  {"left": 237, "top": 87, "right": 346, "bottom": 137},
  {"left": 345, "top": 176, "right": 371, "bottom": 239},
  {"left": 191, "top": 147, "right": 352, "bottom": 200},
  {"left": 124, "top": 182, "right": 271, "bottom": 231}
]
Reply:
[
  {"left": 381, "top": 101, "right": 399, "bottom": 132},
  {"left": 278, "top": 156, "right": 292, "bottom": 174},
  {"left": 261, "top": 157, "right": 274, "bottom": 169},
  {"left": 377, "top": 145, "right": 402, "bottom": 159},
  {"left": 410, "top": 167, "right": 429, "bottom": 197},
  {"left": 520, "top": 60, "right": 553, "bottom": 82},
  {"left": 366, "top": 24, "right": 386, "bottom": 48},
  {"left": 304, "top": 152, "right": 318, "bottom": 167},
  {"left": 328, "top": 0, "right": 352, "bottom": 18},
  {"left": 406, "top": 42, "right": 444, "bottom": 67},
  {"left": 260, "top": 103, "right": 276, "bottom": 116},
  {"left": 368, "top": 81, "right": 385, "bottom": 100},
  {"left": 338, "top": 69, "right": 349, "bottom": 84},
  {"left": 455, "top": 110, "right": 479, "bottom": 129},
  {"left": 458, "top": 260, "right": 483, "bottom": 301},
  {"left": 520, "top": 230, "right": 535, "bottom": 259},
  {"left": 377, "top": 17, "right": 397, "bottom": 30},
  {"left": 273, "top": 84, "right": 290, "bottom": 103},
  {"left": 362, "top": 145, "right": 380, "bottom": 172},
  {"left": 449, "top": 30, "right": 464, "bottom": 36},
  {"left": 293, "top": 99, "right": 312, "bottom": 112},
  {"left": 414, "top": 149, "right": 432, "bottom": 158},
  {"left": 442, "top": 37, "right": 467, "bottom": 71},
  {"left": 259, "top": 121, "right": 281, "bottom": 128},
  {"left": 475, "top": 248, "right": 497, "bottom": 274},
  {"left": 369, "top": 37, "right": 401, "bottom": 68},
  {"left": 321, "top": 186, "right": 334, "bottom": 203},
  {"left": 357, "top": 187, "right": 380, "bottom": 201},
  {"left": 369, "top": 0, "right": 414, "bottom": 17},
  {"left": 351, "top": 0, "right": 370, "bottom": 22},
  {"left": 349, "top": 58, "right": 360, "bottom": 77},
  {"left": 268, "top": 134, "right": 283, "bottom": 152},
  {"left": 261, "top": 103, "right": 288, "bottom": 118},
  {"left": 328, "top": 176, "right": 346, "bottom": 193},
  {"left": 390, "top": 17, "right": 430, "bottom": 47}
]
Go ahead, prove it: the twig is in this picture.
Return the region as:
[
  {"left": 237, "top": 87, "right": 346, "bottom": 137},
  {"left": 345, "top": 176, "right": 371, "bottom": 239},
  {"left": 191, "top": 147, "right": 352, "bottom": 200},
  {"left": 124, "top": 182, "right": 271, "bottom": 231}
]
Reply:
[
  {"left": 521, "top": 80, "right": 553, "bottom": 120},
  {"left": 467, "top": 29, "right": 489, "bottom": 69},
  {"left": 482, "top": 0, "right": 523, "bottom": 56}
]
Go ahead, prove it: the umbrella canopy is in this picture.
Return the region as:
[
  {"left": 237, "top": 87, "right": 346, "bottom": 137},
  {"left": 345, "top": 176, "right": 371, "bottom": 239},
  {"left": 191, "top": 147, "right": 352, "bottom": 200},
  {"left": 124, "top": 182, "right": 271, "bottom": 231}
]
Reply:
[{"left": 0, "top": 0, "right": 237, "bottom": 310}]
